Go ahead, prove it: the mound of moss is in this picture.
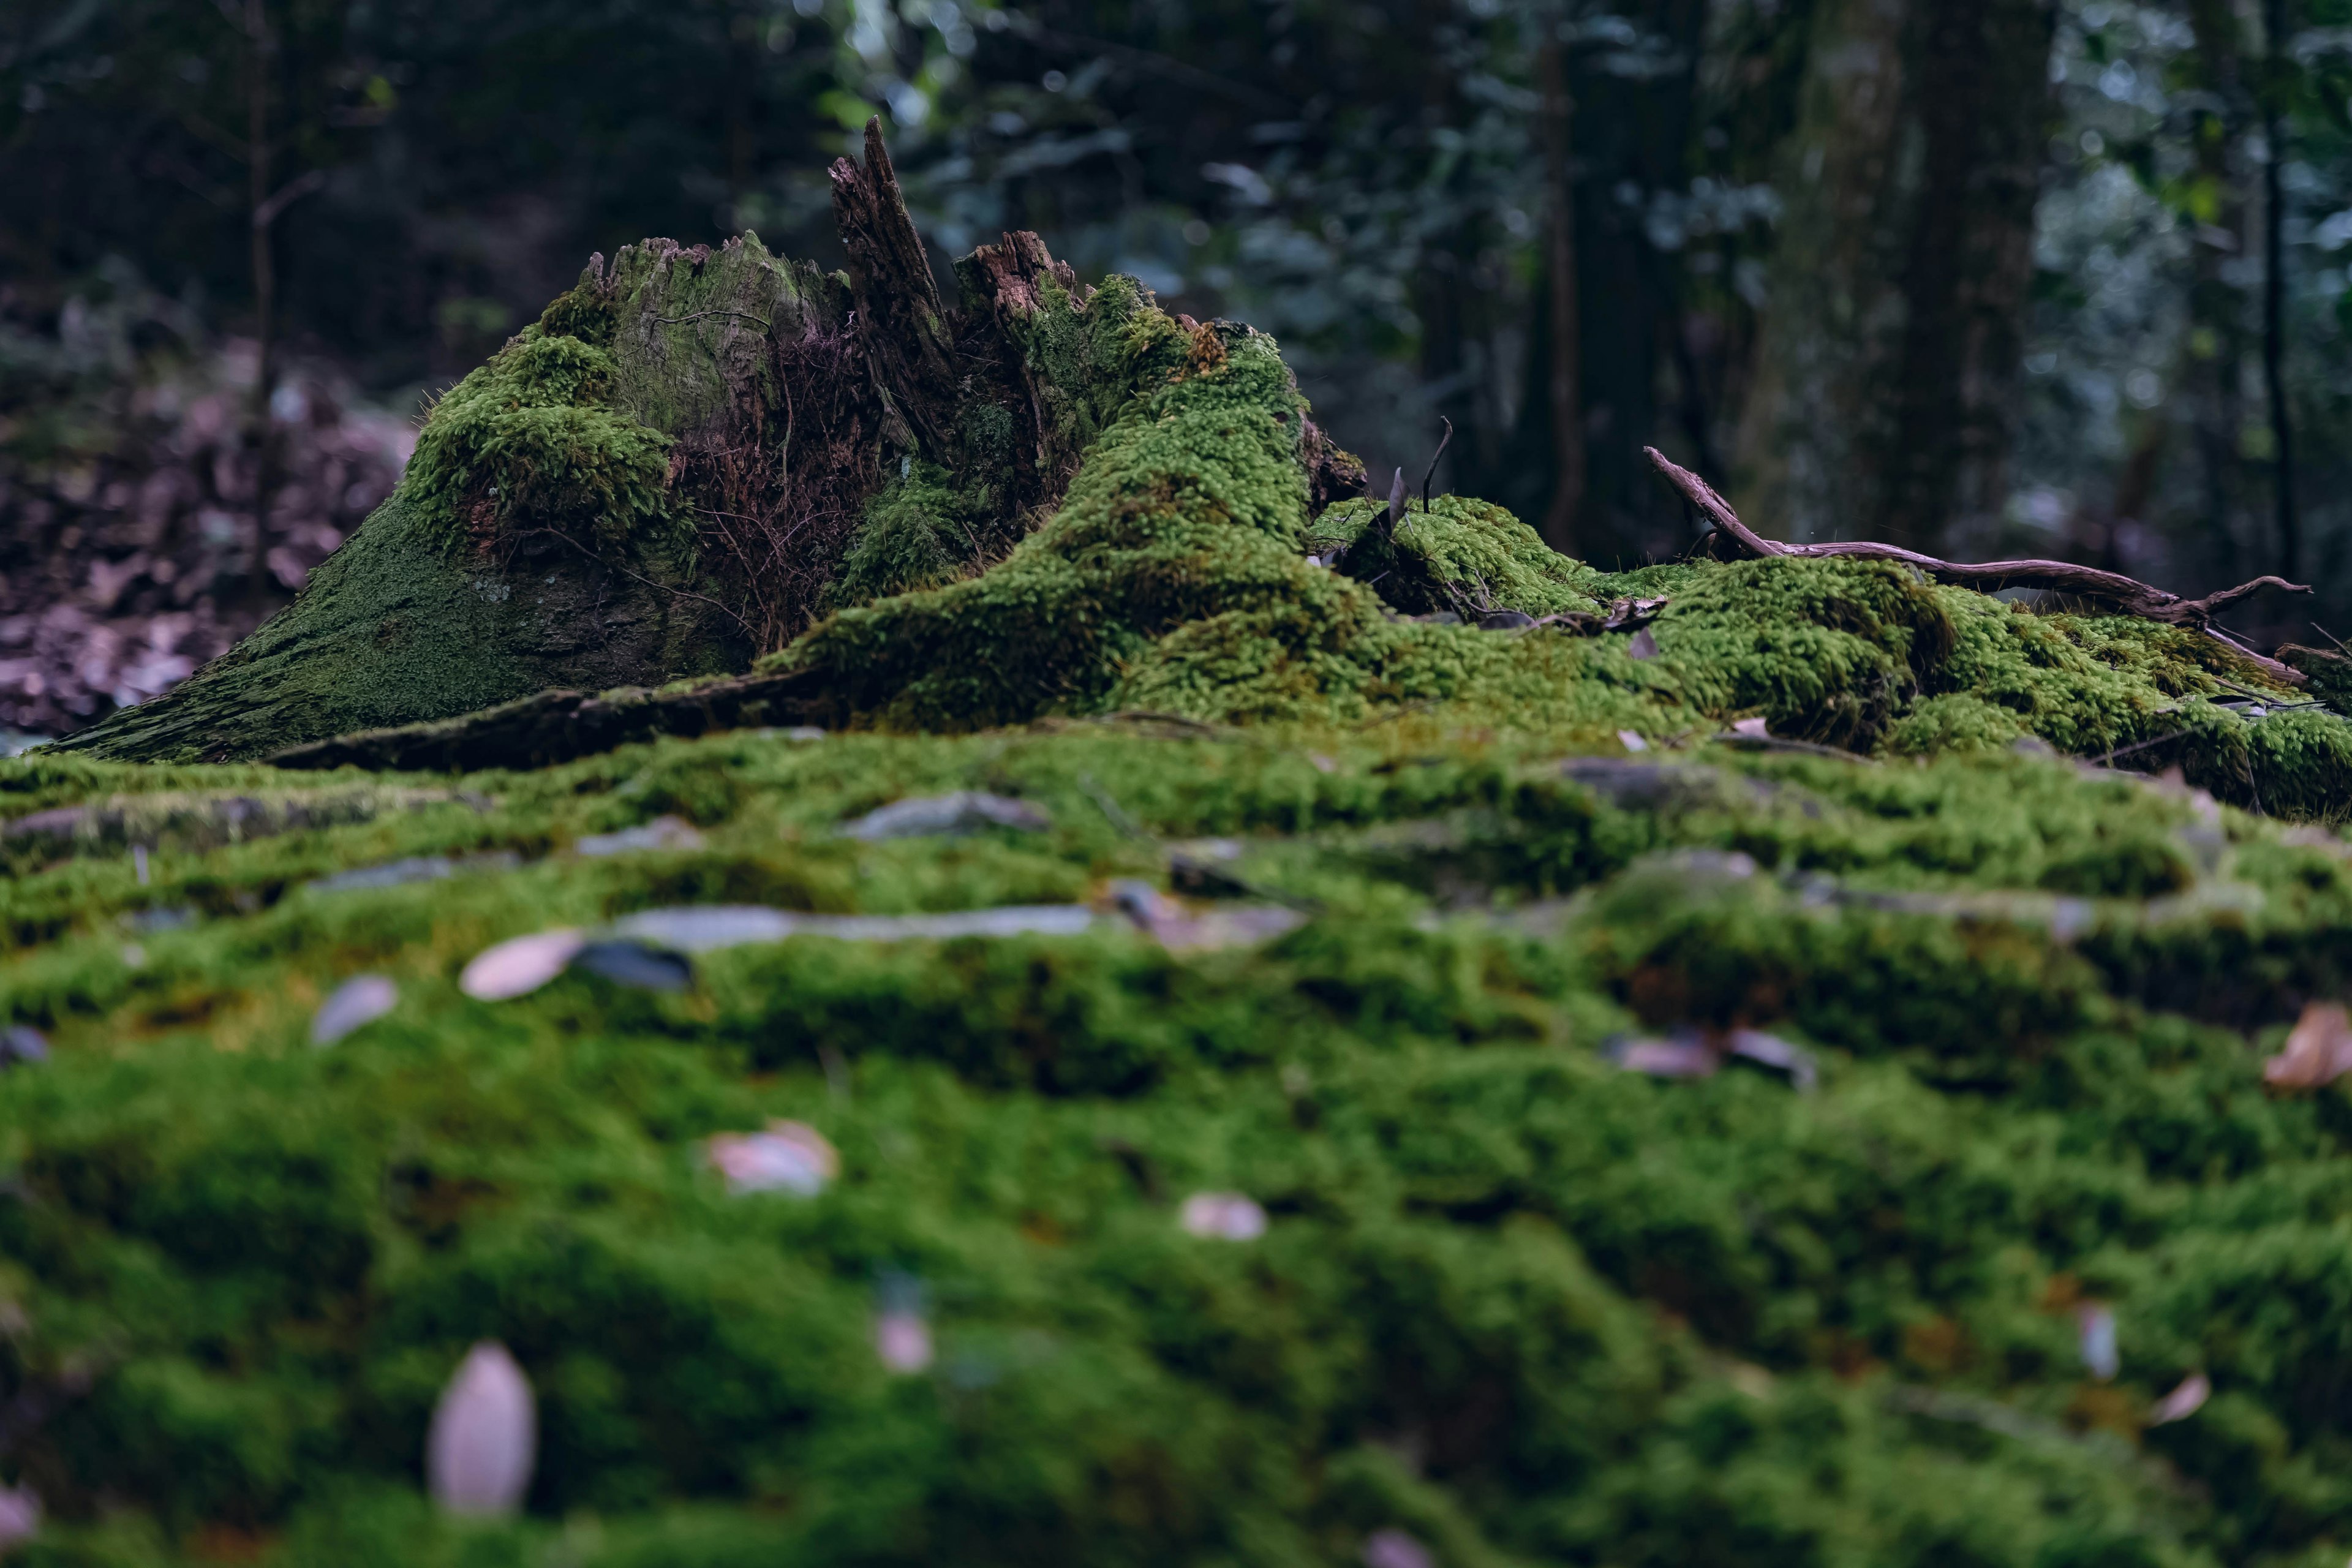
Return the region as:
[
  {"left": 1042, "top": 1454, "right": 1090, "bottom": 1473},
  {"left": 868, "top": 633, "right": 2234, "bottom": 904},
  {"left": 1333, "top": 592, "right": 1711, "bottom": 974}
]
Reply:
[
  {"left": 25, "top": 119, "right": 2352, "bottom": 1567},
  {"left": 7, "top": 723, "right": 2352, "bottom": 1567}
]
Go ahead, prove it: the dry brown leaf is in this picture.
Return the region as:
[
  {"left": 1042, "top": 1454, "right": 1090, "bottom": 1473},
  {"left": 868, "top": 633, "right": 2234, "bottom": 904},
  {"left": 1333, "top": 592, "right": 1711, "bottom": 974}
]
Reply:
[{"left": 2261, "top": 1001, "right": 2352, "bottom": 1091}]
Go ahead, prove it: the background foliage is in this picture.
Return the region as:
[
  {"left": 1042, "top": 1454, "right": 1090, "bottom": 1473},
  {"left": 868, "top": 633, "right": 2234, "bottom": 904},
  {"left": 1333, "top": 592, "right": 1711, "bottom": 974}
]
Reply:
[{"left": 7, "top": 0, "right": 2352, "bottom": 730}]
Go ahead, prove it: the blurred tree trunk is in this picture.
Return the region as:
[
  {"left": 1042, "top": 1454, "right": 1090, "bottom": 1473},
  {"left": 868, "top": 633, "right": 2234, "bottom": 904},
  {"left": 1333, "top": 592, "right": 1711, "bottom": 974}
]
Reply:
[
  {"left": 2180, "top": 0, "right": 2254, "bottom": 582},
  {"left": 1732, "top": 0, "right": 2056, "bottom": 549},
  {"left": 1502, "top": 0, "right": 1708, "bottom": 565},
  {"left": 2260, "top": 0, "right": 2297, "bottom": 579},
  {"left": 1537, "top": 37, "right": 1585, "bottom": 554}
]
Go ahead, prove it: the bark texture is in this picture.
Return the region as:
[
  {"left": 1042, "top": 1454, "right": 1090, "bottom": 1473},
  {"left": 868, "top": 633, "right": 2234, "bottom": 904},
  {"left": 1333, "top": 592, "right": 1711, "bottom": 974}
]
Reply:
[{"left": 1732, "top": 0, "right": 2057, "bottom": 551}]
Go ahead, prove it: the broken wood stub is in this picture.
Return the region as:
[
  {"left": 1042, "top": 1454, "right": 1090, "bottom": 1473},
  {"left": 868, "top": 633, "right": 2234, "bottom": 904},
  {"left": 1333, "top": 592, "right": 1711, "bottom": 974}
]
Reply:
[{"left": 829, "top": 119, "right": 965, "bottom": 459}]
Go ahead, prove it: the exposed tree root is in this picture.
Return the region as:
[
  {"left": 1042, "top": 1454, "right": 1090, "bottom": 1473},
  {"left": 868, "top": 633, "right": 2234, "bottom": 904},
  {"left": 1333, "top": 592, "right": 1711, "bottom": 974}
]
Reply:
[
  {"left": 1644, "top": 446, "right": 2312, "bottom": 685},
  {"left": 265, "top": 668, "right": 823, "bottom": 774}
]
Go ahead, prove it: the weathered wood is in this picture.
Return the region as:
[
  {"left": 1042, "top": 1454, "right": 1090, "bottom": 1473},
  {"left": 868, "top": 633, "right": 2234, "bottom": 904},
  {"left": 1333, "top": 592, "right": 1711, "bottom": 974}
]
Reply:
[
  {"left": 829, "top": 118, "right": 963, "bottom": 459},
  {"left": 266, "top": 667, "right": 824, "bottom": 774}
]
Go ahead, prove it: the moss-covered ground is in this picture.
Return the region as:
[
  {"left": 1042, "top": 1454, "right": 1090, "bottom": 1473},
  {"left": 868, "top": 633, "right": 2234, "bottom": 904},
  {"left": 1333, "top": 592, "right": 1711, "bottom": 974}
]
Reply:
[{"left": 9, "top": 721, "right": 2352, "bottom": 1566}]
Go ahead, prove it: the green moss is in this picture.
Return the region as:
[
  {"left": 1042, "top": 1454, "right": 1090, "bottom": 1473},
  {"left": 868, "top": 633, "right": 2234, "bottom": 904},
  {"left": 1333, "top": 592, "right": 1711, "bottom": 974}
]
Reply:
[
  {"left": 779, "top": 318, "right": 1364, "bottom": 729},
  {"left": 1310, "top": 494, "right": 1611, "bottom": 619},
  {"left": 826, "top": 461, "right": 982, "bottom": 609},
  {"left": 400, "top": 334, "right": 679, "bottom": 556},
  {"left": 537, "top": 279, "right": 617, "bottom": 349},
  {"left": 10, "top": 728, "right": 2352, "bottom": 1564}
]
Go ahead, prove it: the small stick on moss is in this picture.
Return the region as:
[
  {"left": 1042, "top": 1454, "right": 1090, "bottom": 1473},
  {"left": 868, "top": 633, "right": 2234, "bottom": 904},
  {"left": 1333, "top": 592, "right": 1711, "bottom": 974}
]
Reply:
[
  {"left": 1076, "top": 772, "right": 1148, "bottom": 841},
  {"left": 1419, "top": 417, "right": 1453, "bottom": 522},
  {"left": 1642, "top": 447, "right": 2312, "bottom": 685},
  {"left": 2094, "top": 730, "right": 2190, "bottom": 765}
]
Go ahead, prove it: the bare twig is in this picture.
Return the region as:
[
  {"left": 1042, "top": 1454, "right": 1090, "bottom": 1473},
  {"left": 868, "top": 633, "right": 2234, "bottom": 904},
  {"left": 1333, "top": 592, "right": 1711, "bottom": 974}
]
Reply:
[
  {"left": 1420, "top": 417, "right": 1453, "bottom": 519},
  {"left": 1645, "top": 447, "right": 2311, "bottom": 685},
  {"left": 2095, "top": 729, "right": 2191, "bottom": 765}
]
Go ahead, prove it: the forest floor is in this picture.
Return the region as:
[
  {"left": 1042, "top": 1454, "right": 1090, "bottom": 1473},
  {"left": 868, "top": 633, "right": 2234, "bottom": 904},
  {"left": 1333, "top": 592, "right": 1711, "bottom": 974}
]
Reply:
[{"left": 4, "top": 720, "right": 2352, "bottom": 1566}]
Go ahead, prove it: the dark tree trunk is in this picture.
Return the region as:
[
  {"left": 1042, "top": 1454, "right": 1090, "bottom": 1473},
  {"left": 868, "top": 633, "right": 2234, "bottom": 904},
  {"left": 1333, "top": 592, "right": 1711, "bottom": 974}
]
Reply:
[
  {"left": 1537, "top": 39, "right": 1586, "bottom": 556},
  {"left": 1502, "top": 0, "right": 1708, "bottom": 566},
  {"left": 2261, "top": 0, "right": 2298, "bottom": 579},
  {"left": 1733, "top": 0, "right": 2056, "bottom": 550},
  {"left": 2181, "top": 0, "right": 2254, "bottom": 584}
]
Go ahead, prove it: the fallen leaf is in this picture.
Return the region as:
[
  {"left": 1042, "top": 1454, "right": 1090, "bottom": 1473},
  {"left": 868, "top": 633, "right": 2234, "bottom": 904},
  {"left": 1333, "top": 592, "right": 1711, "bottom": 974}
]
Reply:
[
  {"left": 875, "top": 1309, "right": 933, "bottom": 1373},
  {"left": 0, "top": 1026, "right": 47, "bottom": 1068},
  {"left": 2262, "top": 1001, "right": 2352, "bottom": 1090},
  {"left": 311, "top": 974, "right": 397, "bottom": 1046},
  {"left": 574, "top": 814, "right": 705, "bottom": 856},
  {"left": 1110, "top": 881, "right": 1306, "bottom": 952},
  {"left": 2077, "top": 1303, "right": 2119, "bottom": 1381},
  {"left": 0, "top": 1485, "right": 38, "bottom": 1551},
  {"left": 2149, "top": 1371, "right": 2209, "bottom": 1424},
  {"left": 459, "top": 929, "right": 586, "bottom": 1001},
  {"left": 841, "top": 791, "right": 1049, "bottom": 840},
  {"left": 610, "top": 903, "right": 1098, "bottom": 953},
  {"left": 707, "top": 1121, "right": 839, "bottom": 1196},
  {"left": 1609, "top": 1035, "right": 1721, "bottom": 1079},
  {"left": 427, "top": 1342, "right": 535, "bottom": 1515},
  {"left": 1362, "top": 1529, "right": 1434, "bottom": 1568},
  {"left": 1617, "top": 729, "right": 1649, "bottom": 752},
  {"left": 1180, "top": 1191, "right": 1268, "bottom": 1241},
  {"left": 1727, "top": 1028, "right": 1819, "bottom": 1091},
  {"left": 1627, "top": 627, "right": 1659, "bottom": 661},
  {"left": 1730, "top": 715, "right": 1771, "bottom": 740}
]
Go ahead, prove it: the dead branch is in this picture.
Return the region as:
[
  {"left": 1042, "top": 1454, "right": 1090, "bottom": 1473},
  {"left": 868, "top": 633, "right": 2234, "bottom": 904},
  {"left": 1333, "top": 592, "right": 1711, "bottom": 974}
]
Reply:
[{"left": 1644, "top": 447, "right": 2310, "bottom": 686}]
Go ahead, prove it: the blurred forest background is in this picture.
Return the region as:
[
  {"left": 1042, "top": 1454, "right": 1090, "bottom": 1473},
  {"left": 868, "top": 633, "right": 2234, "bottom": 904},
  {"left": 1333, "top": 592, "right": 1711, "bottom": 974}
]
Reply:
[{"left": 7, "top": 0, "right": 2352, "bottom": 741}]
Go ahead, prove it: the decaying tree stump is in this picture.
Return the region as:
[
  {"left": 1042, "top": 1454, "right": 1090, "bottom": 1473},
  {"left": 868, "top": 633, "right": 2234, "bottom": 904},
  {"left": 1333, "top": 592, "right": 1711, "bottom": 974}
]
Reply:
[{"left": 55, "top": 121, "right": 1363, "bottom": 765}]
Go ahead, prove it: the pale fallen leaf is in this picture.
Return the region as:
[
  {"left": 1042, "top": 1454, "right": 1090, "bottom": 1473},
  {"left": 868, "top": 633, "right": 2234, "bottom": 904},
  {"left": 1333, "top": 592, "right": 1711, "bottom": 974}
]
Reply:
[
  {"left": 1109, "top": 881, "right": 1306, "bottom": 953},
  {"left": 2149, "top": 1371, "right": 2209, "bottom": 1424},
  {"left": 427, "top": 1341, "right": 535, "bottom": 1515},
  {"left": 875, "top": 1309, "right": 933, "bottom": 1373},
  {"left": 1726, "top": 1028, "right": 1819, "bottom": 1091},
  {"left": 459, "top": 929, "right": 586, "bottom": 1001},
  {"left": 2262, "top": 1002, "right": 2352, "bottom": 1091},
  {"left": 1610, "top": 1035, "right": 1720, "bottom": 1079},
  {"left": 707, "top": 1120, "right": 839, "bottom": 1196},
  {"left": 1626, "top": 627, "right": 1659, "bottom": 661},
  {"left": 2077, "top": 1303, "right": 2119, "bottom": 1382},
  {"left": 841, "top": 791, "right": 1049, "bottom": 840},
  {"left": 311, "top": 974, "right": 397, "bottom": 1046},
  {"left": 610, "top": 904, "right": 1098, "bottom": 953},
  {"left": 575, "top": 814, "right": 706, "bottom": 856},
  {"left": 0, "top": 1027, "right": 47, "bottom": 1068},
  {"left": 1730, "top": 715, "right": 1772, "bottom": 740},
  {"left": 1617, "top": 729, "right": 1649, "bottom": 752},
  {"left": 0, "top": 1485, "right": 39, "bottom": 1550},
  {"left": 1180, "top": 1191, "right": 1268, "bottom": 1241},
  {"left": 1362, "top": 1528, "right": 1434, "bottom": 1568}
]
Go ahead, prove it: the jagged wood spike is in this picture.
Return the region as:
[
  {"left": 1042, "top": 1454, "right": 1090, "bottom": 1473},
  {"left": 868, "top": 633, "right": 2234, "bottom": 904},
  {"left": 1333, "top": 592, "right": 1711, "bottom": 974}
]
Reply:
[{"left": 828, "top": 119, "right": 963, "bottom": 459}]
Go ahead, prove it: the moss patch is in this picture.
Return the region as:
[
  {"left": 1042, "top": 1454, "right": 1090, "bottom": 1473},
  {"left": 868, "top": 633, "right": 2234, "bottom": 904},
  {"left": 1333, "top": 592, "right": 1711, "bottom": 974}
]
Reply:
[
  {"left": 7, "top": 728, "right": 2352, "bottom": 1564},
  {"left": 401, "top": 331, "right": 679, "bottom": 556}
]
